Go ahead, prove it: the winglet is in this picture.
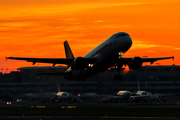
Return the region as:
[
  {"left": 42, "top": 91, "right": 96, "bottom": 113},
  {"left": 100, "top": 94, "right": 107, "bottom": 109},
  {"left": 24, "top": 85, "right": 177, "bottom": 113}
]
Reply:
[
  {"left": 172, "top": 56, "right": 174, "bottom": 60},
  {"left": 64, "top": 41, "right": 74, "bottom": 58}
]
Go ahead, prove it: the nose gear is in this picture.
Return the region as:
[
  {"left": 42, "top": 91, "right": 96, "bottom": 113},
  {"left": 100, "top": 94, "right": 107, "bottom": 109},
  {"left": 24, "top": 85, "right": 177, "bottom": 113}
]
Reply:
[{"left": 114, "top": 58, "right": 123, "bottom": 81}]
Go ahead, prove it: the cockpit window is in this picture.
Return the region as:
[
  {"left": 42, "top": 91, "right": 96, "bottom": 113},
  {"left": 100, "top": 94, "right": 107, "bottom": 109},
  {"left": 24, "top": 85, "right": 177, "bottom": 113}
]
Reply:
[
  {"left": 115, "top": 33, "right": 129, "bottom": 38},
  {"left": 121, "top": 34, "right": 126, "bottom": 36}
]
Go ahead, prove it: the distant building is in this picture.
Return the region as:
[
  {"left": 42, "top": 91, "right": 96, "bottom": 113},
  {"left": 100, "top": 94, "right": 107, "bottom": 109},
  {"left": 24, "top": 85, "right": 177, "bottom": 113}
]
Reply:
[{"left": 0, "top": 65, "right": 179, "bottom": 95}]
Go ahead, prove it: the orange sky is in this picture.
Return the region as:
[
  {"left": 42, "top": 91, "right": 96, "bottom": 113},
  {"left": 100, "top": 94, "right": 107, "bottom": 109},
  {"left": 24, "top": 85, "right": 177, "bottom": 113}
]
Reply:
[{"left": 0, "top": 0, "right": 179, "bottom": 73}]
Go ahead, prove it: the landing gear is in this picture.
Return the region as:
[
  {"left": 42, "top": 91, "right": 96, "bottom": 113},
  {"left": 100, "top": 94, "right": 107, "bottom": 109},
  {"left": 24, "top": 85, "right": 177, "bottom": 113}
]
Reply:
[
  {"left": 76, "top": 75, "right": 85, "bottom": 81},
  {"left": 119, "top": 75, "right": 122, "bottom": 81},
  {"left": 114, "top": 75, "right": 118, "bottom": 81},
  {"left": 114, "top": 60, "right": 123, "bottom": 81},
  {"left": 76, "top": 78, "right": 85, "bottom": 81},
  {"left": 76, "top": 69, "right": 85, "bottom": 81},
  {"left": 114, "top": 74, "right": 123, "bottom": 81}
]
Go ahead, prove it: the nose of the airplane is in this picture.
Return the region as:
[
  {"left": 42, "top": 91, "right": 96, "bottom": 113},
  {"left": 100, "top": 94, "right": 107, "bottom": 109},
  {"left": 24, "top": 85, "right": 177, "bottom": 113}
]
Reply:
[
  {"left": 123, "top": 36, "right": 132, "bottom": 49},
  {"left": 117, "top": 32, "right": 132, "bottom": 47},
  {"left": 128, "top": 36, "right": 132, "bottom": 47}
]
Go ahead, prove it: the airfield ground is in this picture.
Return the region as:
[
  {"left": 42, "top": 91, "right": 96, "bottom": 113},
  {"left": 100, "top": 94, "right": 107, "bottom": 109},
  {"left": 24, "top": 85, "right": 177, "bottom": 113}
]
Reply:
[{"left": 0, "top": 103, "right": 180, "bottom": 117}]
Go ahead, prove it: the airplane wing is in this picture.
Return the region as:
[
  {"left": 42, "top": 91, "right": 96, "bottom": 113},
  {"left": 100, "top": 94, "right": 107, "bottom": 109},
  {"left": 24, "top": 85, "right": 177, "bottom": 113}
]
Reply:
[
  {"left": 6, "top": 57, "right": 96, "bottom": 66},
  {"left": 6, "top": 57, "right": 73, "bottom": 65},
  {"left": 154, "top": 93, "right": 175, "bottom": 97},
  {"left": 141, "top": 56, "right": 174, "bottom": 64},
  {"left": 120, "top": 56, "right": 174, "bottom": 65},
  {"left": 130, "top": 95, "right": 148, "bottom": 99}
]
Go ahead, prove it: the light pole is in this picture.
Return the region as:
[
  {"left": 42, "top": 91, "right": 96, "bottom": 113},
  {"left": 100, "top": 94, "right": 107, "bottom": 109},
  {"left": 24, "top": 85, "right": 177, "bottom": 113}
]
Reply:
[
  {"left": 156, "top": 63, "right": 160, "bottom": 93},
  {"left": 127, "top": 77, "right": 129, "bottom": 91},
  {"left": 1, "top": 67, "right": 3, "bottom": 74},
  {"left": 142, "top": 55, "right": 148, "bottom": 92}
]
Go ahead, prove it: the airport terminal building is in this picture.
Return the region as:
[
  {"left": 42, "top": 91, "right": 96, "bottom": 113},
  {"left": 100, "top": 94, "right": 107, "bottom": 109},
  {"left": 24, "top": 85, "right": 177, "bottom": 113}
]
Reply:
[{"left": 0, "top": 65, "right": 180, "bottom": 95}]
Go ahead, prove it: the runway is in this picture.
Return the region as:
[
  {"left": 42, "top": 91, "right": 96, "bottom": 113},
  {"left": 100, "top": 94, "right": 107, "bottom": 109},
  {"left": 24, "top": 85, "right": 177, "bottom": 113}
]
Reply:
[{"left": 0, "top": 116, "right": 180, "bottom": 120}]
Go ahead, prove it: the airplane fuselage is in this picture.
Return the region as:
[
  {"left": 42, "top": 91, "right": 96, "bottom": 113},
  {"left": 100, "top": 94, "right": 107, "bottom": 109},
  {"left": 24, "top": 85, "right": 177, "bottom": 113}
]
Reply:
[{"left": 66, "top": 32, "right": 132, "bottom": 80}]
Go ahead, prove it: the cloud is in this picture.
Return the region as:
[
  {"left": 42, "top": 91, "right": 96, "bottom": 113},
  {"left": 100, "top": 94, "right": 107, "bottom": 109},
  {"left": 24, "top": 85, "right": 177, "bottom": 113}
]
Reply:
[
  {"left": 0, "top": 1, "right": 157, "bottom": 18},
  {"left": 131, "top": 40, "right": 180, "bottom": 50},
  {"left": 89, "top": 25, "right": 130, "bottom": 29},
  {"left": 173, "top": 48, "right": 180, "bottom": 50},
  {"left": 94, "top": 20, "right": 104, "bottom": 23}
]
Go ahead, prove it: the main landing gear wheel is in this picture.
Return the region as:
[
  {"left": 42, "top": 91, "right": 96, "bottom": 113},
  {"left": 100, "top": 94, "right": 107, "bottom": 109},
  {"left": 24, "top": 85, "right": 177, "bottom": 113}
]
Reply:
[{"left": 114, "top": 75, "right": 123, "bottom": 81}]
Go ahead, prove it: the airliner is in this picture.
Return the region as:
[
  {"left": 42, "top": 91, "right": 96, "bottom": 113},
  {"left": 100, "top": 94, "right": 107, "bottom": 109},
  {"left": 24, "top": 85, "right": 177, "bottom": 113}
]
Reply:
[{"left": 6, "top": 32, "right": 174, "bottom": 80}]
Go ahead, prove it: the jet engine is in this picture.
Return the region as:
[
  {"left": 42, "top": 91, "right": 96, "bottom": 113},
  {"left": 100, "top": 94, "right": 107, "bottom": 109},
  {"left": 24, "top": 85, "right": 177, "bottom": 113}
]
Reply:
[
  {"left": 71, "top": 57, "right": 85, "bottom": 70},
  {"left": 128, "top": 57, "right": 142, "bottom": 70}
]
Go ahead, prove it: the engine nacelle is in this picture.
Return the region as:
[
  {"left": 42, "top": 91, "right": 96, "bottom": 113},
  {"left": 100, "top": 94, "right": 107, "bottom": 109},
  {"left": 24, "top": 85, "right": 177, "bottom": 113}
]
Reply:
[
  {"left": 71, "top": 57, "right": 85, "bottom": 70},
  {"left": 128, "top": 57, "right": 142, "bottom": 70}
]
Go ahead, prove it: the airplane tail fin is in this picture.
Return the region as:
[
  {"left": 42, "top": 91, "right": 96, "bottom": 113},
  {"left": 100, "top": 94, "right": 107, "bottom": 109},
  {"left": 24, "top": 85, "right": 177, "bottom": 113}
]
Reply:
[{"left": 64, "top": 41, "right": 74, "bottom": 58}]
